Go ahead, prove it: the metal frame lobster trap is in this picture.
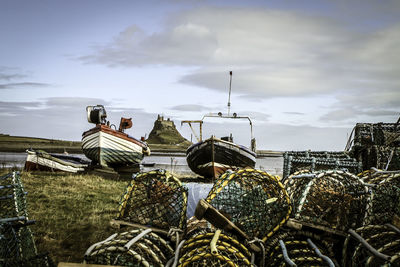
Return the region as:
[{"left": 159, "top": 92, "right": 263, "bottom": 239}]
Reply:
[
  {"left": 285, "top": 170, "right": 368, "bottom": 233},
  {"left": 346, "top": 120, "right": 400, "bottom": 171},
  {"left": 0, "top": 171, "right": 54, "bottom": 267},
  {"left": 116, "top": 169, "right": 188, "bottom": 234},
  {"left": 283, "top": 151, "right": 362, "bottom": 180},
  {"left": 84, "top": 228, "right": 175, "bottom": 267},
  {"left": 358, "top": 169, "right": 400, "bottom": 226},
  {"left": 342, "top": 224, "right": 400, "bottom": 266}
]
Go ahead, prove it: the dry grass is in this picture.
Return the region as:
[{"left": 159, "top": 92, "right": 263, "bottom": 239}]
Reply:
[{"left": 19, "top": 171, "right": 129, "bottom": 264}]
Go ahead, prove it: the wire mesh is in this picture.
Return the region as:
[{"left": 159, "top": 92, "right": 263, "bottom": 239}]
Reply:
[
  {"left": 264, "top": 230, "right": 338, "bottom": 267},
  {"left": 283, "top": 153, "right": 361, "bottom": 180},
  {"left": 349, "top": 122, "right": 400, "bottom": 171},
  {"left": 342, "top": 224, "right": 400, "bottom": 267},
  {"left": 205, "top": 168, "right": 291, "bottom": 241},
  {"left": 358, "top": 169, "right": 400, "bottom": 226},
  {"left": 0, "top": 172, "right": 29, "bottom": 219},
  {"left": 117, "top": 169, "right": 188, "bottom": 232},
  {"left": 178, "top": 228, "right": 252, "bottom": 267},
  {"left": 84, "top": 228, "right": 174, "bottom": 267},
  {"left": 285, "top": 170, "right": 368, "bottom": 231}
]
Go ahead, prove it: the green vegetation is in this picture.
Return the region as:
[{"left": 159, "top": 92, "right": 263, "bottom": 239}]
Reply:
[
  {"left": 0, "top": 134, "right": 82, "bottom": 153},
  {"left": 17, "top": 171, "right": 128, "bottom": 264}
]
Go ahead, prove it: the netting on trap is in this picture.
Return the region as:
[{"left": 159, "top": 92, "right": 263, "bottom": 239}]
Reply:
[
  {"left": 342, "top": 224, "right": 400, "bottom": 267},
  {"left": 177, "top": 228, "right": 253, "bottom": 267},
  {"left": 264, "top": 230, "right": 338, "bottom": 267},
  {"left": 0, "top": 172, "right": 29, "bottom": 219},
  {"left": 117, "top": 169, "right": 188, "bottom": 231},
  {"left": 283, "top": 154, "right": 361, "bottom": 180},
  {"left": 350, "top": 122, "right": 400, "bottom": 148},
  {"left": 285, "top": 170, "right": 368, "bottom": 231},
  {"left": 84, "top": 228, "right": 175, "bottom": 267},
  {"left": 0, "top": 171, "right": 38, "bottom": 263},
  {"left": 358, "top": 169, "right": 400, "bottom": 226},
  {"left": 205, "top": 168, "right": 291, "bottom": 241}
]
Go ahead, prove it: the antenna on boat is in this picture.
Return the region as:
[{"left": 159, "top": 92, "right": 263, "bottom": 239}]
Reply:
[{"left": 227, "top": 71, "right": 232, "bottom": 115}]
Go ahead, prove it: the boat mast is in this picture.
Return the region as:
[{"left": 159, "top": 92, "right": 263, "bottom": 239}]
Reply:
[{"left": 227, "top": 71, "right": 232, "bottom": 116}]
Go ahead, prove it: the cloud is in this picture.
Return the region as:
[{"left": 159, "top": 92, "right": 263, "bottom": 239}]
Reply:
[
  {"left": 0, "top": 67, "right": 28, "bottom": 81},
  {"left": 0, "top": 82, "right": 51, "bottom": 89},
  {"left": 170, "top": 104, "right": 210, "bottom": 112}
]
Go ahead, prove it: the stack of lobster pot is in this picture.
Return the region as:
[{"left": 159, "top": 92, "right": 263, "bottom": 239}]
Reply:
[
  {"left": 0, "top": 171, "right": 54, "bottom": 266},
  {"left": 283, "top": 150, "right": 362, "bottom": 180},
  {"left": 347, "top": 121, "right": 400, "bottom": 171},
  {"left": 84, "top": 169, "right": 188, "bottom": 266},
  {"left": 176, "top": 168, "right": 291, "bottom": 267}
]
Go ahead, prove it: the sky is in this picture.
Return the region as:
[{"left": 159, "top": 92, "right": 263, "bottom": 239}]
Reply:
[{"left": 0, "top": 0, "right": 399, "bottom": 151}]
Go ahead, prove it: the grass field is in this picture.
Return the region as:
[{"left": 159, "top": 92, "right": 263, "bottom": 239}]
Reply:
[{"left": 2, "top": 170, "right": 130, "bottom": 264}]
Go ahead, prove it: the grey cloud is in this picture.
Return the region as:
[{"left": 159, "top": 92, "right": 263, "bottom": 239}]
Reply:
[
  {"left": 284, "top": 112, "right": 305, "bottom": 115},
  {"left": 170, "top": 104, "right": 209, "bottom": 112},
  {"left": 0, "top": 82, "right": 51, "bottom": 89}
]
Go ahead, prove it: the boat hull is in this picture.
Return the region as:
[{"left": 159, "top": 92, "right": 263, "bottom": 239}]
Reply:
[
  {"left": 24, "top": 150, "right": 88, "bottom": 173},
  {"left": 82, "top": 125, "right": 150, "bottom": 167},
  {"left": 186, "top": 137, "right": 256, "bottom": 179}
]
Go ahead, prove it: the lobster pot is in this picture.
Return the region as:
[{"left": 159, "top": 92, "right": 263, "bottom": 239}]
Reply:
[
  {"left": 0, "top": 222, "right": 20, "bottom": 265},
  {"left": 359, "top": 170, "right": 400, "bottom": 225},
  {"left": 0, "top": 172, "right": 37, "bottom": 261},
  {"left": 84, "top": 228, "right": 174, "bottom": 267},
  {"left": 264, "top": 230, "right": 338, "bottom": 267},
  {"left": 0, "top": 172, "right": 29, "bottom": 219},
  {"left": 117, "top": 170, "right": 188, "bottom": 232},
  {"left": 177, "top": 229, "right": 252, "bottom": 267},
  {"left": 205, "top": 169, "right": 291, "bottom": 241},
  {"left": 342, "top": 224, "right": 400, "bottom": 267},
  {"left": 283, "top": 154, "right": 361, "bottom": 180},
  {"left": 285, "top": 170, "right": 368, "bottom": 231}
]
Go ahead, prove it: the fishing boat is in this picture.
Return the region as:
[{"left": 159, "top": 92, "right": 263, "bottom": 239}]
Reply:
[
  {"left": 81, "top": 105, "right": 150, "bottom": 168},
  {"left": 183, "top": 72, "right": 257, "bottom": 179},
  {"left": 24, "top": 149, "right": 89, "bottom": 173}
]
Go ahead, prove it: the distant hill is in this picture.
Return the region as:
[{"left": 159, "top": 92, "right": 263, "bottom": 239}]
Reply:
[
  {"left": 0, "top": 134, "right": 82, "bottom": 153},
  {"left": 146, "top": 115, "right": 191, "bottom": 148}
]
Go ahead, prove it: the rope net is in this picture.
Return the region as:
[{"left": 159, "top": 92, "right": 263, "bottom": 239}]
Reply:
[
  {"left": 117, "top": 169, "right": 188, "bottom": 232},
  {"left": 283, "top": 151, "right": 361, "bottom": 180},
  {"left": 264, "top": 230, "right": 338, "bottom": 267},
  {"left": 285, "top": 170, "right": 368, "bottom": 231},
  {"left": 358, "top": 169, "right": 400, "bottom": 226},
  {"left": 350, "top": 122, "right": 400, "bottom": 171},
  {"left": 342, "top": 224, "right": 400, "bottom": 267},
  {"left": 0, "top": 172, "right": 54, "bottom": 267},
  {"left": 205, "top": 168, "right": 291, "bottom": 241},
  {"left": 177, "top": 227, "right": 252, "bottom": 267},
  {"left": 84, "top": 228, "right": 174, "bottom": 267}
]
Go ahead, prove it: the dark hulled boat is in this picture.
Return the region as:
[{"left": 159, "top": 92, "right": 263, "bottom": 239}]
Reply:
[
  {"left": 186, "top": 135, "right": 256, "bottom": 178},
  {"left": 183, "top": 71, "right": 257, "bottom": 179}
]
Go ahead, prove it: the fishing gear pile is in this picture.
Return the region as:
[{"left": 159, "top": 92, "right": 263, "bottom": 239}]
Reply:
[
  {"left": 342, "top": 224, "right": 400, "bottom": 266},
  {"left": 0, "top": 171, "right": 54, "bottom": 266},
  {"left": 204, "top": 168, "right": 291, "bottom": 241},
  {"left": 283, "top": 151, "right": 361, "bottom": 180},
  {"left": 358, "top": 169, "right": 400, "bottom": 225},
  {"left": 117, "top": 169, "right": 188, "bottom": 232},
  {"left": 84, "top": 228, "right": 174, "bottom": 266},
  {"left": 264, "top": 230, "right": 338, "bottom": 267},
  {"left": 176, "top": 229, "right": 252, "bottom": 267},
  {"left": 285, "top": 170, "right": 368, "bottom": 232},
  {"left": 347, "top": 122, "right": 400, "bottom": 171}
]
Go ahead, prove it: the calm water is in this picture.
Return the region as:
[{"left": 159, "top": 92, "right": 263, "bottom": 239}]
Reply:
[{"left": 0, "top": 152, "right": 283, "bottom": 176}]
